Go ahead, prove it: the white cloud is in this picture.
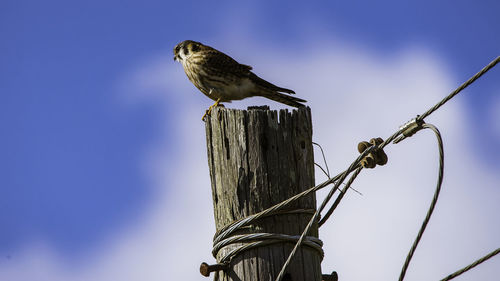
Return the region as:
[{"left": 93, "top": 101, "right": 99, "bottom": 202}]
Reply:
[{"left": 2, "top": 40, "right": 499, "bottom": 281}]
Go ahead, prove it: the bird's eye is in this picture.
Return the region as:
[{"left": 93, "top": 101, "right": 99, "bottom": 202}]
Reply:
[
  {"left": 182, "top": 45, "right": 189, "bottom": 56},
  {"left": 191, "top": 43, "right": 200, "bottom": 52}
]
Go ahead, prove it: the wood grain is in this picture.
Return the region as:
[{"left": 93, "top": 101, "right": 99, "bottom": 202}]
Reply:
[{"left": 205, "top": 106, "right": 321, "bottom": 281}]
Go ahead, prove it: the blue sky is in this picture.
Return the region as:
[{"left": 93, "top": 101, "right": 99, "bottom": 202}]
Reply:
[{"left": 1, "top": 1, "right": 499, "bottom": 280}]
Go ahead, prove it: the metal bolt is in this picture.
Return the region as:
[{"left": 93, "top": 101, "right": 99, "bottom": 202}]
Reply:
[{"left": 199, "top": 262, "right": 227, "bottom": 277}]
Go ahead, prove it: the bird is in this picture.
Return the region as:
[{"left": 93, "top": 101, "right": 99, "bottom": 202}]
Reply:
[{"left": 173, "top": 40, "right": 306, "bottom": 120}]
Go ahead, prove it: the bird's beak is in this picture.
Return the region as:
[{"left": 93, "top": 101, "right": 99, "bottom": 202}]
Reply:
[{"left": 173, "top": 56, "right": 177, "bottom": 61}]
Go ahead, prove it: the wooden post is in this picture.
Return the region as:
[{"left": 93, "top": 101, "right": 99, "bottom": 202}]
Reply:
[{"left": 205, "top": 106, "right": 322, "bottom": 281}]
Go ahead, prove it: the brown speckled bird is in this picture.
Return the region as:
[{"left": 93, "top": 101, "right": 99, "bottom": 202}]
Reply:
[{"left": 173, "top": 40, "right": 306, "bottom": 120}]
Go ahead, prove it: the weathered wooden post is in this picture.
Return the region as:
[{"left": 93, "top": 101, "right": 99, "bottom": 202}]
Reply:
[{"left": 204, "top": 106, "right": 322, "bottom": 281}]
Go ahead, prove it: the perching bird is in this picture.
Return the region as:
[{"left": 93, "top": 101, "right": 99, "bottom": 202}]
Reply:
[{"left": 173, "top": 40, "right": 306, "bottom": 120}]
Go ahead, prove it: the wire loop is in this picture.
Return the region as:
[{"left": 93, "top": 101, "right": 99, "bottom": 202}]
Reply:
[{"left": 398, "top": 124, "right": 444, "bottom": 281}]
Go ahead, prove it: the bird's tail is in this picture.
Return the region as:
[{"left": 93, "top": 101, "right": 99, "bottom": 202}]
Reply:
[
  {"left": 249, "top": 73, "right": 305, "bottom": 107},
  {"left": 259, "top": 91, "right": 307, "bottom": 108}
]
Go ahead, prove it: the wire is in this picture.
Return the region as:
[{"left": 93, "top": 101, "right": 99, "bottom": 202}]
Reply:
[
  {"left": 439, "top": 247, "right": 500, "bottom": 281},
  {"left": 318, "top": 167, "right": 362, "bottom": 227},
  {"left": 275, "top": 153, "right": 369, "bottom": 281},
  {"left": 315, "top": 162, "right": 331, "bottom": 179},
  {"left": 418, "top": 56, "right": 499, "bottom": 121},
  {"left": 313, "top": 142, "right": 331, "bottom": 178},
  {"left": 398, "top": 124, "right": 444, "bottom": 281},
  {"left": 314, "top": 143, "right": 363, "bottom": 196}
]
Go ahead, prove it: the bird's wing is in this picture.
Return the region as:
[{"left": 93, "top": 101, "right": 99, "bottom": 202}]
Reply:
[
  {"left": 249, "top": 73, "right": 296, "bottom": 95},
  {"left": 203, "top": 49, "right": 253, "bottom": 76}
]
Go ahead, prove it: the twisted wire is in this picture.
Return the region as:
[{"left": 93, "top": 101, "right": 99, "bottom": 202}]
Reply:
[
  {"left": 319, "top": 167, "right": 363, "bottom": 227},
  {"left": 213, "top": 175, "right": 341, "bottom": 245},
  {"left": 418, "top": 56, "right": 500, "bottom": 121},
  {"left": 398, "top": 124, "right": 444, "bottom": 281},
  {"left": 276, "top": 152, "right": 371, "bottom": 281},
  {"left": 439, "top": 247, "right": 500, "bottom": 281},
  {"left": 215, "top": 233, "right": 324, "bottom": 263},
  {"left": 212, "top": 208, "right": 315, "bottom": 258}
]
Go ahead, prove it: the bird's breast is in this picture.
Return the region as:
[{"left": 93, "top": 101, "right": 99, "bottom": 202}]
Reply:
[{"left": 218, "top": 78, "right": 255, "bottom": 101}]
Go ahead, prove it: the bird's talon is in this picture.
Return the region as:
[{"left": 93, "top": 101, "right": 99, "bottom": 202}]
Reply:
[
  {"left": 202, "top": 98, "right": 221, "bottom": 121},
  {"left": 202, "top": 110, "right": 210, "bottom": 121}
]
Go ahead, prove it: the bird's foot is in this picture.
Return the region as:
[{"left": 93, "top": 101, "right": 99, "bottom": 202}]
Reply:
[
  {"left": 202, "top": 98, "right": 221, "bottom": 121},
  {"left": 202, "top": 109, "right": 210, "bottom": 121}
]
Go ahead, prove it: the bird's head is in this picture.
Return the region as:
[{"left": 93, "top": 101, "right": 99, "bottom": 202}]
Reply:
[{"left": 173, "top": 40, "right": 203, "bottom": 62}]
